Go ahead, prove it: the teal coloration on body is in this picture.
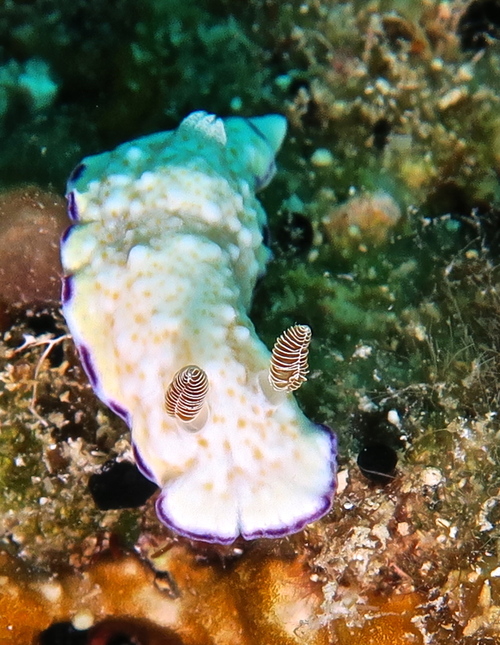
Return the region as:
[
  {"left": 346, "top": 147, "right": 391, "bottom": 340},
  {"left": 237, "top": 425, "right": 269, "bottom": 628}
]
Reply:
[{"left": 61, "top": 111, "right": 337, "bottom": 544}]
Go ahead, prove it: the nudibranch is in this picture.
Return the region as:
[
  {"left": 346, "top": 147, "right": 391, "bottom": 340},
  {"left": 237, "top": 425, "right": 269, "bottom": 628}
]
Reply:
[{"left": 60, "top": 111, "right": 337, "bottom": 543}]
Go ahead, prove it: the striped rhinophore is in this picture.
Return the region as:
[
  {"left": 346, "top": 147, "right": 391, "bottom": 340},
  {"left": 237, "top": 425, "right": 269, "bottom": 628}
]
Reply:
[
  {"left": 269, "top": 324, "right": 312, "bottom": 392},
  {"left": 165, "top": 365, "right": 209, "bottom": 422}
]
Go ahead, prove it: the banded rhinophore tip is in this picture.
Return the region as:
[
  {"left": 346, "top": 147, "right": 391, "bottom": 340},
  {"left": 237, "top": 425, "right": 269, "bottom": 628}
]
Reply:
[
  {"left": 165, "top": 365, "right": 209, "bottom": 424},
  {"left": 269, "top": 324, "right": 312, "bottom": 392}
]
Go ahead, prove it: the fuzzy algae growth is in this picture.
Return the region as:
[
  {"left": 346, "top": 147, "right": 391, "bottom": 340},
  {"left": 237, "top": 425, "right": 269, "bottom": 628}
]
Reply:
[{"left": 2, "top": 0, "right": 500, "bottom": 643}]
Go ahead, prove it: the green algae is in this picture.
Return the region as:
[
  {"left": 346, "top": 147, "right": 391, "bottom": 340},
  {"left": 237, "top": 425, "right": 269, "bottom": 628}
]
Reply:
[
  {"left": 0, "top": 326, "right": 147, "bottom": 570},
  {"left": 0, "top": 422, "right": 44, "bottom": 508}
]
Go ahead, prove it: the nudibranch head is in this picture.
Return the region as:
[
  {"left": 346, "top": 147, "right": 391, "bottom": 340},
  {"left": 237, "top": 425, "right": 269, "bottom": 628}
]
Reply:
[
  {"left": 224, "top": 114, "right": 287, "bottom": 189},
  {"left": 61, "top": 111, "right": 337, "bottom": 544}
]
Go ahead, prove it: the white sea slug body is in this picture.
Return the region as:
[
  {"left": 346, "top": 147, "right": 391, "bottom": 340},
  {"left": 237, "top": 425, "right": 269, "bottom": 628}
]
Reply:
[{"left": 61, "top": 111, "right": 337, "bottom": 543}]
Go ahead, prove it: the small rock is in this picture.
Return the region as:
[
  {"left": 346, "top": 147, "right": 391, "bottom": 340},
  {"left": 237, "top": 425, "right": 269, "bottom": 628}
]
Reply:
[
  {"left": 420, "top": 467, "right": 444, "bottom": 488},
  {"left": 310, "top": 148, "right": 334, "bottom": 167},
  {"left": 323, "top": 190, "right": 401, "bottom": 245},
  {"left": 0, "top": 186, "right": 67, "bottom": 313}
]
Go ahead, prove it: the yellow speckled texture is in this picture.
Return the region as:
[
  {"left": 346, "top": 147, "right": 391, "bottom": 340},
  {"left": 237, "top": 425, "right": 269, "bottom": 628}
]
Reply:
[{"left": 61, "top": 112, "right": 337, "bottom": 543}]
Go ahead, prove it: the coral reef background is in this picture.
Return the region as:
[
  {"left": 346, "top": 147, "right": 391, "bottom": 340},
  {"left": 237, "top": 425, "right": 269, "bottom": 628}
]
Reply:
[{"left": 2, "top": 0, "right": 500, "bottom": 643}]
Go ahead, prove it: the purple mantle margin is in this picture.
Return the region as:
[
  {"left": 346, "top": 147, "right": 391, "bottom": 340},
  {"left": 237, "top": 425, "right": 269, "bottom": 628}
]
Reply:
[{"left": 155, "top": 424, "right": 338, "bottom": 544}]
